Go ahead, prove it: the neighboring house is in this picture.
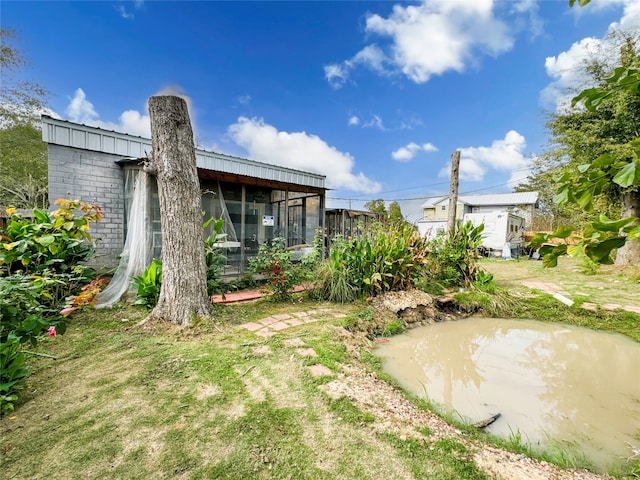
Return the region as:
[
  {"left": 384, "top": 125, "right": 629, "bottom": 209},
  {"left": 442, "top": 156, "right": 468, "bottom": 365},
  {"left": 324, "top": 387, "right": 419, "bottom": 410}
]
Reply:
[
  {"left": 419, "top": 191, "right": 539, "bottom": 225},
  {"left": 42, "top": 115, "right": 326, "bottom": 273},
  {"left": 417, "top": 191, "right": 539, "bottom": 257}
]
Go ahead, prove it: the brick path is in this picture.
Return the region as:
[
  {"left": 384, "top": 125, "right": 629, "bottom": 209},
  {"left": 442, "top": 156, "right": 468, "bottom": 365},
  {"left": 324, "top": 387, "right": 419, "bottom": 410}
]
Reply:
[
  {"left": 522, "top": 281, "right": 640, "bottom": 314},
  {"left": 239, "top": 309, "right": 348, "bottom": 338}
]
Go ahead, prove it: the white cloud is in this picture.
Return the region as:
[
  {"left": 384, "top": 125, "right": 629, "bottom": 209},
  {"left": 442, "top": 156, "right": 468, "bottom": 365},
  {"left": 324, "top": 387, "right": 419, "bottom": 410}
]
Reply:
[
  {"left": 351, "top": 44, "right": 391, "bottom": 75},
  {"left": 363, "top": 114, "right": 386, "bottom": 131},
  {"left": 325, "top": 0, "right": 516, "bottom": 87},
  {"left": 348, "top": 115, "right": 360, "bottom": 126},
  {"left": 116, "top": 0, "right": 144, "bottom": 19},
  {"left": 439, "top": 130, "right": 530, "bottom": 182},
  {"left": 65, "top": 88, "right": 151, "bottom": 137},
  {"left": 422, "top": 142, "right": 438, "bottom": 152},
  {"left": 542, "top": 0, "right": 640, "bottom": 112},
  {"left": 227, "top": 116, "right": 381, "bottom": 193},
  {"left": 237, "top": 94, "right": 251, "bottom": 105},
  {"left": 65, "top": 88, "right": 98, "bottom": 124},
  {"left": 541, "top": 37, "right": 605, "bottom": 112},
  {"left": 324, "top": 63, "right": 349, "bottom": 89},
  {"left": 391, "top": 141, "right": 438, "bottom": 161},
  {"left": 117, "top": 5, "right": 134, "bottom": 19}
]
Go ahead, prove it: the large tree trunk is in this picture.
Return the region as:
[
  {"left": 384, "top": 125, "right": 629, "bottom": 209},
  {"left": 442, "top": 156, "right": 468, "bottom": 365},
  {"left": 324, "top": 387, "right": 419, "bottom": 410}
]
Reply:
[
  {"left": 147, "top": 95, "right": 210, "bottom": 325},
  {"left": 615, "top": 190, "right": 640, "bottom": 266}
]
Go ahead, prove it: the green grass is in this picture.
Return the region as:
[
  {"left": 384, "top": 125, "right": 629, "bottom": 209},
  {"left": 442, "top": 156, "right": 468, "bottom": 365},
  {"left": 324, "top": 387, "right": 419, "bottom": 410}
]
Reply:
[{"left": 3, "top": 267, "right": 639, "bottom": 480}]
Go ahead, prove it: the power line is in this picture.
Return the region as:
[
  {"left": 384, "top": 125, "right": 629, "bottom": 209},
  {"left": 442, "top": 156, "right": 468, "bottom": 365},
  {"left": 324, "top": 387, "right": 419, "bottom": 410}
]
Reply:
[{"left": 327, "top": 168, "right": 534, "bottom": 203}]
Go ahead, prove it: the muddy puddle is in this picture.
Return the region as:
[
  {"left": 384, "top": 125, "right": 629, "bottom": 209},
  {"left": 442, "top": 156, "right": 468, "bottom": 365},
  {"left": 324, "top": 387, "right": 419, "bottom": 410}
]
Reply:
[{"left": 375, "top": 317, "right": 640, "bottom": 471}]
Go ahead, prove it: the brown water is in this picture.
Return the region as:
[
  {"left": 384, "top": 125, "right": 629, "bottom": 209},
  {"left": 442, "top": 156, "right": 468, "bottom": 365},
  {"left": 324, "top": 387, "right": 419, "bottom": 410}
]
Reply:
[{"left": 375, "top": 317, "right": 640, "bottom": 471}]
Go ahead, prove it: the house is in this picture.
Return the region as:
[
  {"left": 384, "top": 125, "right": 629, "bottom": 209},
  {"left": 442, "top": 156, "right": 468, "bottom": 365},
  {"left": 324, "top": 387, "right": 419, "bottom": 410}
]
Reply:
[
  {"left": 42, "top": 115, "right": 326, "bottom": 273},
  {"left": 419, "top": 191, "right": 539, "bottom": 225},
  {"left": 417, "top": 191, "right": 538, "bottom": 256}
]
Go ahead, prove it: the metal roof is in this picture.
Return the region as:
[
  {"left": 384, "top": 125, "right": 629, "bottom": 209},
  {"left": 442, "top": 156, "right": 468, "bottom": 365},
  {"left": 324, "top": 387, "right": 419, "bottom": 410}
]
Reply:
[
  {"left": 420, "top": 196, "right": 447, "bottom": 208},
  {"left": 421, "top": 191, "right": 538, "bottom": 208},
  {"left": 41, "top": 115, "right": 326, "bottom": 190}
]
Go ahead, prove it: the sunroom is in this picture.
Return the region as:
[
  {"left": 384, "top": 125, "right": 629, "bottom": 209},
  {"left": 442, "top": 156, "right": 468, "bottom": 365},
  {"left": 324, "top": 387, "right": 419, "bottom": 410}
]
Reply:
[{"left": 42, "top": 115, "right": 326, "bottom": 274}]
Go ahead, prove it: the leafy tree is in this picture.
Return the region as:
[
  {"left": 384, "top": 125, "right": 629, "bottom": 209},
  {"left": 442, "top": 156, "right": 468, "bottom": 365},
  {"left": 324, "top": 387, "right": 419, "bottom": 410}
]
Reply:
[
  {"left": 0, "top": 29, "right": 49, "bottom": 208},
  {"left": 364, "top": 199, "right": 405, "bottom": 223},
  {"left": 364, "top": 199, "right": 387, "bottom": 219},
  {"left": 0, "top": 123, "right": 48, "bottom": 208},
  {"left": 0, "top": 29, "right": 48, "bottom": 125},
  {"left": 533, "top": 35, "right": 640, "bottom": 265},
  {"left": 388, "top": 201, "right": 404, "bottom": 223}
]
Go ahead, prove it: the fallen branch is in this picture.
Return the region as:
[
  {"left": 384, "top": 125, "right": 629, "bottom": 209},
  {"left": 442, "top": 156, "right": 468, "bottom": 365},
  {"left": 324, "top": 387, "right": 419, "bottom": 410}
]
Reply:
[{"left": 472, "top": 413, "right": 501, "bottom": 429}]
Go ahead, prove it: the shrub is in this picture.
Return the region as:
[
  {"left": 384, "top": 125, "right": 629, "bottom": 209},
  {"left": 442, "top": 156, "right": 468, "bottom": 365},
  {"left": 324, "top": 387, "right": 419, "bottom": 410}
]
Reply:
[
  {"left": 0, "top": 202, "right": 102, "bottom": 412},
  {"left": 423, "top": 221, "right": 488, "bottom": 288},
  {"left": 0, "top": 200, "right": 103, "bottom": 275},
  {"left": 0, "top": 273, "right": 66, "bottom": 412},
  {"left": 248, "top": 237, "right": 301, "bottom": 301},
  {"left": 317, "top": 222, "right": 432, "bottom": 300}
]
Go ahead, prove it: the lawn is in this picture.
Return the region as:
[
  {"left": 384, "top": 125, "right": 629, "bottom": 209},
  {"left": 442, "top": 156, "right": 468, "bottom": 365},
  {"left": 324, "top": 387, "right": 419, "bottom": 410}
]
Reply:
[{"left": 2, "top": 261, "right": 638, "bottom": 479}]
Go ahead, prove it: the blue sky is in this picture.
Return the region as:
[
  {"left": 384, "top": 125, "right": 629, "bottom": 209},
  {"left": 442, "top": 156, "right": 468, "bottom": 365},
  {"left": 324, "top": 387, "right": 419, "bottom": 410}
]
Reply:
[{"left": 4, "top": 0, "right": 639, "bottom": 221}]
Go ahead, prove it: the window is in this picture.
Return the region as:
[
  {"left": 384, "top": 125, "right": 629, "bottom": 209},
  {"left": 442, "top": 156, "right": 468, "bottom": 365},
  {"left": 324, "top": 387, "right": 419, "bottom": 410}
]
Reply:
[{"left": 441, "top": 206, "right": 446, "bottom": 211}]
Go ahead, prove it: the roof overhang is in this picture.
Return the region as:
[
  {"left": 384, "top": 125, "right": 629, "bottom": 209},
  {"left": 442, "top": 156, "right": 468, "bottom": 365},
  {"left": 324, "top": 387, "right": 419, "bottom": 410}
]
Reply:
[{"left": 42, "top": 115, "right": 326, "bottom": 192}]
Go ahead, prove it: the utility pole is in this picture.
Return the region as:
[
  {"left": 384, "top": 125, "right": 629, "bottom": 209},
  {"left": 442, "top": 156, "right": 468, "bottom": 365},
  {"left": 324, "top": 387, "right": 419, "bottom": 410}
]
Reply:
[{"left": 447, "top": 150, "right": 461, "bottom": 239}]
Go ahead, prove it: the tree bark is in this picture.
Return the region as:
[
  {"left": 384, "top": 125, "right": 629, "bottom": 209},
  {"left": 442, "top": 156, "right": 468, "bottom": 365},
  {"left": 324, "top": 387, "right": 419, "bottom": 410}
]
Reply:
[
  {"left": 447, "top": 150, "right": 461, "bottom": 238},
  {"left": 615, "top": 190, "right": 640, "bottom": 266},
  {"left": 147, "top": 95, "right": 210, "bottom": 325}
]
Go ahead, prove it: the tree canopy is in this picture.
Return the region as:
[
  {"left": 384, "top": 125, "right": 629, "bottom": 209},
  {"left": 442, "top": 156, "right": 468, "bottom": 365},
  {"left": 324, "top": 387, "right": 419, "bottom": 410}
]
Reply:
[
  {"left": 0, "top": 29, "right": 49, "bottom": 208},
  {"left": 364, "top": 199, "right": 405, "bottom": 224},
  {"left": 531, "top": 35, "right": 640, "bottom": 265}
]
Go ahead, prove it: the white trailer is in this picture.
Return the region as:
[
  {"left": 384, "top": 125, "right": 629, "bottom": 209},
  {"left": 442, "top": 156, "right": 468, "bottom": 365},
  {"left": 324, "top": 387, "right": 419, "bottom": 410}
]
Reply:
[
  {"left": 463, "top": 211, "right": 526, "bottom": 255},
  {"left": 416, "top": 220, "right": 447, "bottom": 240}
]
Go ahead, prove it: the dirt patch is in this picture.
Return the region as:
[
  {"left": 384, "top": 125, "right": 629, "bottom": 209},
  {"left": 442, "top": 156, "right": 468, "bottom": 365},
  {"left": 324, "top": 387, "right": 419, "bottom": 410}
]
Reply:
[
  {"left": 323, "top": 350, "right": 610, "bottom": 480},
  {"left": 308, "top": 364, "right": 333, "bottom": 377}
]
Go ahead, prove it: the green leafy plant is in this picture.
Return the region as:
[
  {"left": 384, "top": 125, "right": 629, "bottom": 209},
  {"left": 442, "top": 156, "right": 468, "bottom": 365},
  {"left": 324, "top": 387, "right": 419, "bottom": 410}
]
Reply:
[
  {"left": 317, "top": 222, "right": 432, "bottom": 301},
  {"left": 1, "top": 200, "right": 103, "bottom": 275},
  {"left": 424, "top": 221, "right": 486, "bottom": 288},
  {"left": 0, "top": 274, "right": 66, "bottom": 412},
  {"left": 248, "top": 237, "right": 300, "bottom": 301},
  {"left": 132, "top": 259, "right": 162, "bottom": 309},
  {"left": 203, "top": 218, "right": 227, "bottom": 295},
  {"left": 0, "top": 334, "right": 29, "bottom": 413},
  {"left": 0, "top": 201, "right": 103, "bottom": 412},
  {"left": 473, "top": 269, "right": 495, "bottom": 293},
  {"left": 314, "top": 238, "right": 357, "bottom": 303}
]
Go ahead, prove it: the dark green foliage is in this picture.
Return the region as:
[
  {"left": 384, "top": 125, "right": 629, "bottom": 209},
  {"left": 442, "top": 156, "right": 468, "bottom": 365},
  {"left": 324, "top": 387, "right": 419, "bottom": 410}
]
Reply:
[
  {"left": 424, "top": 221, "right": 488, "bottom": 288},
  {"left": 0, "top": 202, "right": 101, "bottom": 412},
  {"left": 248, "top": 237, "right": 301, "bottom": 301},
  {"left": 203, "top": 218, "right": 227, "bottom": 295},
  {"left": 132, "top": 259, "right": 162, "bottom": 309},
  {"left": 317, "top": 221, "right": 431, "bottom": 300}
]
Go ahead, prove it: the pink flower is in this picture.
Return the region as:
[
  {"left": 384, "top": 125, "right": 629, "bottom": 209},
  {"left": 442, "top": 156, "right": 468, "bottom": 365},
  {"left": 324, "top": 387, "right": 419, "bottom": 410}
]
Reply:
[
  {"left": 60, "top": 307, "right": 74, "bottom": 317},
  {"left": 47, "top": 326, "right": 57, "bottom": 337}
]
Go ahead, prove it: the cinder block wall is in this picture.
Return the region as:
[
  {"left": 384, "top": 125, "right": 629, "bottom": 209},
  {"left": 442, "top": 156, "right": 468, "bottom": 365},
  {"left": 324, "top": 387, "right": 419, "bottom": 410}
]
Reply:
[{"left": 47, "top": 144, "right": 125, "bottom": 268}]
